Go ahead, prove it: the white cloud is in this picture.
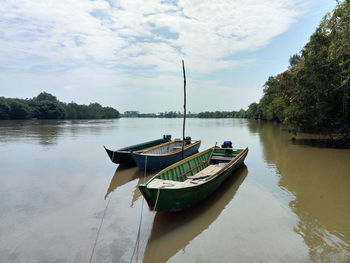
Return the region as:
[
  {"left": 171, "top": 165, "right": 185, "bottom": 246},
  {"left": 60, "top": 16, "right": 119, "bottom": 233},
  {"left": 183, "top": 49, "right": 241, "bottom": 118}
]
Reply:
[
  {"left": 0, "top": 0, "right": 305, "bottom": 74},
  {"left": 0, "top": 0, "right": 311, "bottom": 112},
  {"left": 63, "top": 85, "right": 73, "bottom": 90}
]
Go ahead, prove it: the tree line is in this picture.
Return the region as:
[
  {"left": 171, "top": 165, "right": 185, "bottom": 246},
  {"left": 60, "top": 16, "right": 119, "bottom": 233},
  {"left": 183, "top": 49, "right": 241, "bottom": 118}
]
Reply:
[
  {"left": 136, "top": 111, "right": 198, "bottom": 118},
  {"left": 126, "top": 110, "right": 247, "bottom": 118},
  {"left": 0, "top": 92, "right": 120, "bottom": 120},
  {"left": 197, "top": 110, "right": 246, "bottom": 118},
  {"left": 244, "top": 1, "right": 349, "bottom": 134}
]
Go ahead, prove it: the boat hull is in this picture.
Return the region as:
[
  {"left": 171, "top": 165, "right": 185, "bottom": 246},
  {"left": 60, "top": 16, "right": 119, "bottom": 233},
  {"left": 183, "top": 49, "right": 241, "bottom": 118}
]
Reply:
[
  {"left": 104, "top": 138, "right": 168, "bottom": 165},
  {"left": 104, "top": 147, "right": 136, "bottom": 165},
  {"left": 139, "top": 148, "right": 248, "bottom": 212},
  {"left": 132, "top": 141, "right": 201, "bottom": 170}
]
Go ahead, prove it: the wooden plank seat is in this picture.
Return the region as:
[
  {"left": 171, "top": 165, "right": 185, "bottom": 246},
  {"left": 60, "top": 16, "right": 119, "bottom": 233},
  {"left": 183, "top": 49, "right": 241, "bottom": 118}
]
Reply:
[
  {"left": 147, "top": 178, "right": 193, "bottom": 188},
  {"left": 147, "top": 165, "right": 222, "bottom": 189},
  {"left": 187, "top": 165, "right": 222, "bottom": 180}
]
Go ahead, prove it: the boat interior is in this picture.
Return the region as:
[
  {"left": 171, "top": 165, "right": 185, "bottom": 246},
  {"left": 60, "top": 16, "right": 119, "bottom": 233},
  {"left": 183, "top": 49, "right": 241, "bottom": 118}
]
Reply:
[
  {"left": 147, "top": 148, "right": 243, "bottom": 189},
  {"left": 142, "top": 140, "right": 198, "bottom": 155},
  {"left": 118, "top": 138, "right": 166, "bottom": 152}
]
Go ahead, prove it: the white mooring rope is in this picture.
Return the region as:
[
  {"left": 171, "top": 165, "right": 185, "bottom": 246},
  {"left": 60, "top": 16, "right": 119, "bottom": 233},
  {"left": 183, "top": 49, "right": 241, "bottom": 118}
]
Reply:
[
  {"left": 129, "top": 155, "right": 148, "bottom": 263},
  {"left": 89, "top": 194, "right": 112, "bottom": 263},
  {"left": 154, "top": 188, "right": 161, "bottom": 211},
  {"left": 87, "top": 164, "right": 117, "bottom": 263}
]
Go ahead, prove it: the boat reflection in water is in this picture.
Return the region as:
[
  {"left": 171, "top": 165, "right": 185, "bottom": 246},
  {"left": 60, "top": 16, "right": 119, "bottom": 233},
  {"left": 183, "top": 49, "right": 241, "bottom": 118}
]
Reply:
[
  {"left": 105, "top": 165, "right": 143, "bottom": 199},
  {"left": 142, "top": 165, "right": 248, "bottom": 263},
  {"left": 130, "top": 172, "right": 159, "bottom": 208},
  {"left": 105, "top": 164, "right": 158, "bottom": 205}
]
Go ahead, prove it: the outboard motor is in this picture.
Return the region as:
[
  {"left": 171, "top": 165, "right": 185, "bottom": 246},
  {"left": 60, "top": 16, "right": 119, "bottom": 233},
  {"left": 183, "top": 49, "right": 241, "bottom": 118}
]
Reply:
[
  {"left": 221, "top": 141, "right": 233, "bottom": 154},
  {"left": 163, "top": 135, "right": 172, "bottom": 141},
  {"left": 185, "top": 136, "right": 192, "bottom": 145}
]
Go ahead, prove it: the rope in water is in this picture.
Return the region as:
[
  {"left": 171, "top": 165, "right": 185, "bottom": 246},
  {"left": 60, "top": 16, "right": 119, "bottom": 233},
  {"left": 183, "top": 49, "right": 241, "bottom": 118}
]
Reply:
[
  {"left": 129, "top": 155, "right": 148, "bottom": 263},
  {"left": 89, "top": 193, "right": 112, "bottom": 263},
  {"left": 88, "top": 163, "right": 123, "bottom": 262},
  {"left": 154, "top": 187, "right": 161, "bottom": 211}
]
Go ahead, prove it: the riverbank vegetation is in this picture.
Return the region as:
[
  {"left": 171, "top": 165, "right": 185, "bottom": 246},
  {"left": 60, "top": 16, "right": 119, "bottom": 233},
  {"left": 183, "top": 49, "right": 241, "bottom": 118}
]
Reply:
[
  {"left": 245, "top": 1, "right": 349, "bottom": 138},
  {"left": 0, "top": 92, "right": 120, "bottom": 120},
  {"left": 123, "top": 110, "right": 247, "bottom": 118}
]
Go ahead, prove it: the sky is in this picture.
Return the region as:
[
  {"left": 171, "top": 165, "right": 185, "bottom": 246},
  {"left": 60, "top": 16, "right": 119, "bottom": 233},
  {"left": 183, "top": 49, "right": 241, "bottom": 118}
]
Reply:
[{"left": 0, "top": 0, "right": 338, "bottom": 113}]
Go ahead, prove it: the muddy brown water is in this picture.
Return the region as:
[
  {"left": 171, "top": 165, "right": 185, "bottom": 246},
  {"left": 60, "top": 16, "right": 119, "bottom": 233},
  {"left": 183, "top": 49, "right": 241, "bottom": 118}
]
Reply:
[{"left": 0, "top": 118, "right": 349, "bottom": 263}]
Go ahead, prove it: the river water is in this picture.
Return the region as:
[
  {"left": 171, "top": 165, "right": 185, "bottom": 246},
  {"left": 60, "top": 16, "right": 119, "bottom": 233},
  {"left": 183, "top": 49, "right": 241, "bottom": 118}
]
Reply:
[{"left": 0, "top": 118, "right": 349, "bottom": 263}]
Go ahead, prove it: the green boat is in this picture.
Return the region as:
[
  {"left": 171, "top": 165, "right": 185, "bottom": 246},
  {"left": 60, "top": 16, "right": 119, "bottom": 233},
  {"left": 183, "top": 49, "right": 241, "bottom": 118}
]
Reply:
[
  {"left": 138, "top": 145, "right": 248, "bottom": 212},
  {"left": 104, "top": 135, "right": 171, "bottom": 166}
]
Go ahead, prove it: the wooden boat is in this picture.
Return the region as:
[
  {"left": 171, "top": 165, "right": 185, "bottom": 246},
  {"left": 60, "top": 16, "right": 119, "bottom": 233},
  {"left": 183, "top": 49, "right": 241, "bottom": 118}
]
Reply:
[
  {"left": 104, "top": 135, "right": 171, "bottom": 165},
  {"left": 142, "top": 166, "right": 247, "bottom": 263},
  {"left": 132, "top": 138, "right": 201, "bottom": 170},
  {"left": 138, "top": 145, "right": 248, "bottom": 212}
]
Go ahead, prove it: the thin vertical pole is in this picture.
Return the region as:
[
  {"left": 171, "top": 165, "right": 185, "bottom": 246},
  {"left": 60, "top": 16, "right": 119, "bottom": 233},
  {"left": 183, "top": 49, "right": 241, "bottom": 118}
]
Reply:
[{"left": 182, "top": 60, "right": 186, "bottom": 159}]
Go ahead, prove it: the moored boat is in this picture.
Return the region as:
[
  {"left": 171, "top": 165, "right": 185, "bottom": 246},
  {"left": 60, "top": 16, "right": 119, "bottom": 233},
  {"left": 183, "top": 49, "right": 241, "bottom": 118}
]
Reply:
[
  {"left": 138, "top": 144, "right": 248, "bottom": 212},
  {"left": 104, "top": 135, "right": 171, "bottom": 165},
  {"left": 132, "top": 138, "right": 201, "bottom": 170}
]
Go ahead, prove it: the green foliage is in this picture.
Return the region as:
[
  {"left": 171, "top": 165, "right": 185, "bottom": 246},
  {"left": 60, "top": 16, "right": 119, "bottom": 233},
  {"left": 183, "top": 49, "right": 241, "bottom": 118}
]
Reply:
[
  {"left": 0, "top": 98, "right": 11, "bottom": 119},
  {"left": 29, "top": 95, "right": 66, "bottom": 119},
  {"left": 166, "top": 111, "right": 180, "bottom": 118},
  {"left": 128, "top": 110, "right": 247, "bottom": 119},
  {"left": 35, "top": 92, "right": 58, "bottom": 102},
  {"left": 8, "top": 100, "right": 31, "bottom": 120},
  {"left": 197, "top": 110, "right": 245, "bottom": 118},
  {"left": 62, "top": 102, "right": 119, "bottom": 119},
  {"left": 245, "top": 103, "right": 261, "bottom": 119},
  {"left": 289, "top": 54, "right": 301, "bottom": 68},
  {"left": 0, "top": 93, "right": 120, "bottom": 120},
  {"left": 245, "top": 0, "right": 350, "bottom": 133},
  {"left": 133, "top": 111, "right": 198, "bottom": 118}
]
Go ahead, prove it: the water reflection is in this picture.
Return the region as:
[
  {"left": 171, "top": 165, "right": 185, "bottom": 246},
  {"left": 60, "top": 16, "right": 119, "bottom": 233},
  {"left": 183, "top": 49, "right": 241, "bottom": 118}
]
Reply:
[
  {"left": 142, "top": 165, "right": 248, "bottom": 263},
  {"left": 105, "top": 165, "right": 142, "bottom": 199},
  {"left": 105, "top": 165, "right": 158, "bottom": 209},
  {"left": 247, "top": 120, "right": 350, "bottom": 262},
  {"left": 1, "top": 118, "right": 349, "bottom": 263},
  {"left": 0, "top": 119, "right": 117, "bottom": 146},
  {"left": 131, "top": 179, "right": 144, "bottom": 208},
  {"left": 292, "top": 138, "right": 350, "bottom": 149},
  {"left": 0, "top": 120, "right": 64, "bottom": 145}
]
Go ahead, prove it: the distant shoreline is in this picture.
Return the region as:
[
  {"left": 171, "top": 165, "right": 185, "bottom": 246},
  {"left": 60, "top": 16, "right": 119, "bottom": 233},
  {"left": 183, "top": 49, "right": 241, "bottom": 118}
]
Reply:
[{"left": 0, "top": 92, "right": 120, "bottom": 120}]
